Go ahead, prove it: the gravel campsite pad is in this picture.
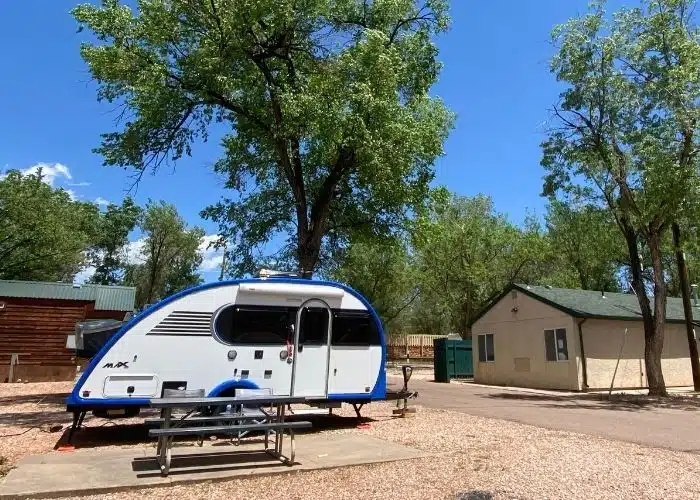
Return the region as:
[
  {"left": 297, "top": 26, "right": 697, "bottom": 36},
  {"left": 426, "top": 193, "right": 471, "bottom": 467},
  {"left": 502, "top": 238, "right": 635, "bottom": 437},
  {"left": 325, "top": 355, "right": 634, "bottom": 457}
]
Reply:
[{"left": 2, "top": 383, "right": 700, "bottom": 499}]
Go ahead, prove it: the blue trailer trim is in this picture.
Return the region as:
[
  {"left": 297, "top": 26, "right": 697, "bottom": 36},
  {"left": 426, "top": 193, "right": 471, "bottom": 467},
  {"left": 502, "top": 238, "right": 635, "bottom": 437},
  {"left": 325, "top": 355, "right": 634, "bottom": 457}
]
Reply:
[
  {"left": 67, "top": 278, "right": 386, "bottom": 408},
  {"left": 327, "top": 393, "right": 373, "bottom": 400},
  {"left": 65, "top": 397, "right": 149, "bottom": 407},
  {"left": 208, "top": 379, "right": 260, "bottom": 396}
]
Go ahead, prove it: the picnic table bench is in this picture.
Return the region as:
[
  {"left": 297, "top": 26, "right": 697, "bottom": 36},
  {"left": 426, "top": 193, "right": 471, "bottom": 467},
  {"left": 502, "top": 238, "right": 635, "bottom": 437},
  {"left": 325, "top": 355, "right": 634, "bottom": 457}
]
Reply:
[{"left": 148, "top": 395, "right": 312, "bottom": 476}]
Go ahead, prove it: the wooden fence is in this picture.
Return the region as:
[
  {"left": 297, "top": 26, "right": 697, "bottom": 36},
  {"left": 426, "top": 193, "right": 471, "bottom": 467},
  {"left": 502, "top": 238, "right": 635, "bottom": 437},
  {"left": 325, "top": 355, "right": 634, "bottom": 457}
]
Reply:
[{"left": 387, "top": 334, "right": 448, "bottom": 360}]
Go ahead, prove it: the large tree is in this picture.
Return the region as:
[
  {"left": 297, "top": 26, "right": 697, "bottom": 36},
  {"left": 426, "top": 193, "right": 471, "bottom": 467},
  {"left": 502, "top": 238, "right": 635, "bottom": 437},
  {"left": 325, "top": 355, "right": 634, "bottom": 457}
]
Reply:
[
  {"left": 73, "top": 0, "right": 454, "bottom": 277},
  {"left": 0, "top": 169, "right": 99, "bottom": 281},
  {"left": 541, "top": 0, "right": 700, "bottom": 395},
  {"left": 88, "top": 197, "right": 142, "bottom": 285},
  {"left": 412, "top": 192, "right": 547, "bottom": 336},
  {"left": 545, "top": 200, "right": 625, "bottom": 292},
  {"left": 124, "top": 201, "right": 204, "bottom": 307}
]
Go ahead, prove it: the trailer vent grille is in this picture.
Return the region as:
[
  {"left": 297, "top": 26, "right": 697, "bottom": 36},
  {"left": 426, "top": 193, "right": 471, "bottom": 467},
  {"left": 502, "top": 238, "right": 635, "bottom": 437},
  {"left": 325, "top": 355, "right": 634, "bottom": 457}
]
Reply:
[{"left": 147, "top": 311, "right": 213, "bottom": 336}]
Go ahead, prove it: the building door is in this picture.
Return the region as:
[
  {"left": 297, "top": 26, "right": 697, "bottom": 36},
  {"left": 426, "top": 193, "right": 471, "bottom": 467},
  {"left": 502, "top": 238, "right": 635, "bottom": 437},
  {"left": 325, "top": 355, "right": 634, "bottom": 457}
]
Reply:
[{"left": 291, "top": 299, "right": 332, "bottom": 397}]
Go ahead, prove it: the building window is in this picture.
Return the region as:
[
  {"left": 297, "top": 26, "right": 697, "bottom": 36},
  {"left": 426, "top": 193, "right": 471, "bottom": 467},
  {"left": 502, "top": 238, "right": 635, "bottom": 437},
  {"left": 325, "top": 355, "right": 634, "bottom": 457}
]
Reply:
[
  {"left": 545, "top": 328, "right": 568, "bottom": 361},
  {"left": 477, "top": 334, "right": 495, "bottom": 362}
]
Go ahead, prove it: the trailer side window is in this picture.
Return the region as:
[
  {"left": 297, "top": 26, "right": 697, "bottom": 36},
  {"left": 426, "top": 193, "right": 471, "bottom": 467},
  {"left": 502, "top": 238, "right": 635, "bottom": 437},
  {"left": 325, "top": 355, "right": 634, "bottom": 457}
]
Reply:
[
  {"left": 214, "top": 306, "right": 293, "bottom": 345},
  {"left": 331, "top": 311, "right": 380, "bottom": 346},
  {"left": 300, "top": 307, "right": 329, "bottom": 345}
]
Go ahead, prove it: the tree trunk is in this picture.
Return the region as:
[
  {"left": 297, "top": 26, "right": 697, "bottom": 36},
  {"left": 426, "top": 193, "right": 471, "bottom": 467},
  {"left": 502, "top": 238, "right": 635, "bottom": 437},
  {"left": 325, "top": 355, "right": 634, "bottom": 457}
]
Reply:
[
  {"left": 646, "top": 232, "right": 668, "bottom": 396},
  {"left": 621, "top": 217, "right": 667, "bottom": 396},
  {"left": 672, "top": 222, "right": 700, "bottom": 391},
  {"left": 297, "top": 233, "right": 318, "bottom": 279}
]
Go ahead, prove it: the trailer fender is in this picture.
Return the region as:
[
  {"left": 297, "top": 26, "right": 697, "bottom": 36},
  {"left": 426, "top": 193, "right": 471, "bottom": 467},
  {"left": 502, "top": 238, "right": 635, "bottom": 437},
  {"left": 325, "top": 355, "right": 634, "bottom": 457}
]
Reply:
[{"left": 208, "top": 379, "right": 260, "bottom": 397}]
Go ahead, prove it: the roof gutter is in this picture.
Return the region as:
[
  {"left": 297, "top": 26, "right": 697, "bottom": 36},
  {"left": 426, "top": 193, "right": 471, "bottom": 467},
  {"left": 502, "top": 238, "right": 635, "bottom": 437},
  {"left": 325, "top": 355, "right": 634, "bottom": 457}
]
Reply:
[{"left": 577, "top": 317, "right": 588, "bottom": 392}]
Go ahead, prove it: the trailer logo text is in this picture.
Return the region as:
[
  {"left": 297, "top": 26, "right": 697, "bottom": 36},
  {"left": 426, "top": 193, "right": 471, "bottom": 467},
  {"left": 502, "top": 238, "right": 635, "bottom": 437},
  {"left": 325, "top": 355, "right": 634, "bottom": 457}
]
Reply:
[{"left": 102, "top": 361, "right": 129, "bottom": 369}]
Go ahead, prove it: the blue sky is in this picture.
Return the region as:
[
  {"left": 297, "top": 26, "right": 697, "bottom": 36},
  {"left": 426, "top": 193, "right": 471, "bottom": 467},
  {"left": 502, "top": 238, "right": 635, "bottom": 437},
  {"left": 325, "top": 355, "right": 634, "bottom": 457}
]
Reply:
[{"left": 0, "top": 0, "right": 631, "bottom": 281}]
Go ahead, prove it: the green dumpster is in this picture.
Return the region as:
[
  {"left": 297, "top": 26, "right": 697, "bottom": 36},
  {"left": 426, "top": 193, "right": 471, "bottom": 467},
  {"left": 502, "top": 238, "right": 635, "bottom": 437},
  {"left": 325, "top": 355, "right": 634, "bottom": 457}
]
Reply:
[{"left": 433, "top": 338, "right": 473, "bottom": 382}]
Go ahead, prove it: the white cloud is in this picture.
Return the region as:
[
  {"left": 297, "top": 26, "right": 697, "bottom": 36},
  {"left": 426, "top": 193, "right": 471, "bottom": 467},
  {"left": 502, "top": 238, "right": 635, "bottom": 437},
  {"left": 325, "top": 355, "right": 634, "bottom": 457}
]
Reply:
[
  {"left": 124, "top": 238, "right": 147, "bottom": 265},
  {"left": 74, "top": 266, "right": 96, "bottom": 284},
  {"left": 198, "top": 234, "right": 225, "bottom": 273},
  {"left": 94, "top": 197, "right": 110, "bottom": 207},
  {"left": 200, "top": 254, "right": 225, "bottom": 271},
  {"left": 68, "top": 181, "right": 91, "bottom": 187},
  {"left": 65, "top": 189, "right": 78, "bottom": 201},
  {"left": 21, "top": 162, "right": 72, "bottom": 186}
]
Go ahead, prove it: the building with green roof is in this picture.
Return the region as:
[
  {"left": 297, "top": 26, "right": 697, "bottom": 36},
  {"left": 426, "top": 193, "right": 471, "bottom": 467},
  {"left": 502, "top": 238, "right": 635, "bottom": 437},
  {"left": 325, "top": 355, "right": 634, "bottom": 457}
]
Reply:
[{"left": 470, "top": 284, "right": 698, "bottom": 391}]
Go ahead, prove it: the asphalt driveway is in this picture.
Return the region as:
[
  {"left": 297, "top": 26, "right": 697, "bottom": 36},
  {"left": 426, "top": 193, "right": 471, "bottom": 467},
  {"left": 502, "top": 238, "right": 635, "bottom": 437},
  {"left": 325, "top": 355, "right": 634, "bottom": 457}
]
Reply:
[{"left": 389, "top": 376, "right": 700, "bottom": 453}]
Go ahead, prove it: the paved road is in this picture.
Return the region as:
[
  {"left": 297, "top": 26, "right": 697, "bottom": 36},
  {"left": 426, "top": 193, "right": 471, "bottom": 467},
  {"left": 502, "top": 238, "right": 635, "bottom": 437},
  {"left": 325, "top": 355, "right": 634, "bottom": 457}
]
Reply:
[{"left": 388, "top": 376, "right": 700, "bottom": 453}]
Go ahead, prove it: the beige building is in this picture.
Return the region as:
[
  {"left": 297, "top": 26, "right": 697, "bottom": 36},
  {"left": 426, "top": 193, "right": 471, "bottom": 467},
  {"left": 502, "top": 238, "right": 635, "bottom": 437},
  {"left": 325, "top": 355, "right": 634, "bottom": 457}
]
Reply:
[{"left": 470, "top": 284, "right": 698, "bottom": 391}]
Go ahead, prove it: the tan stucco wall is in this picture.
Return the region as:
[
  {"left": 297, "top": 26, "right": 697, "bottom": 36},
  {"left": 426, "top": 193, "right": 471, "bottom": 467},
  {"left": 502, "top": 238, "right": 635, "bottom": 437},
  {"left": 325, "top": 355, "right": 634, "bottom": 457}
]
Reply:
[
  {"left": 472, "top": 290, "right": 580, "bottom": 390},
  {"left": 583, "top": 319, "right": 693, "bottom": 389}
]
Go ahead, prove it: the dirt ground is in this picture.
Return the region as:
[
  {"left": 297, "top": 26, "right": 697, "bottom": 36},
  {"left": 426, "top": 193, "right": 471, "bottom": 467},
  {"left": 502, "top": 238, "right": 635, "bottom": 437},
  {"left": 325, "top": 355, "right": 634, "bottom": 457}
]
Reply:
[{"left": 1, "top": 382, "right": 700, "bottom": 499}]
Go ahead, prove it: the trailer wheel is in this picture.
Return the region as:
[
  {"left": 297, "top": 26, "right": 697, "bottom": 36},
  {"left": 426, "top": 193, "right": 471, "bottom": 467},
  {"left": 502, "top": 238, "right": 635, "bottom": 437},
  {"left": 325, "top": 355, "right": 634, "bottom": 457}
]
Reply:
[{"left": 203, "top": 388, "right": 236, "bottom": 415}]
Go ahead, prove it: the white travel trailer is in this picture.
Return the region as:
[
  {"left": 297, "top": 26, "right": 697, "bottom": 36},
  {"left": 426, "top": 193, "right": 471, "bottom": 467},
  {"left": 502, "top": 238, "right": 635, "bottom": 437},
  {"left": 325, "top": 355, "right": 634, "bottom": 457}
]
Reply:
[{"left": 66, "top": 277, "right": 387, "bottom": 420}]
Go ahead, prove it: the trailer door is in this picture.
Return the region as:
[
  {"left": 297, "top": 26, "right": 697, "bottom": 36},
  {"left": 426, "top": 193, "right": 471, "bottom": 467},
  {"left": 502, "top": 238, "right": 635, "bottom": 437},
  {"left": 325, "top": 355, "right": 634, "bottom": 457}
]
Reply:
[{"left": 291, "top": 301, "right": 331, "bottom": 397}]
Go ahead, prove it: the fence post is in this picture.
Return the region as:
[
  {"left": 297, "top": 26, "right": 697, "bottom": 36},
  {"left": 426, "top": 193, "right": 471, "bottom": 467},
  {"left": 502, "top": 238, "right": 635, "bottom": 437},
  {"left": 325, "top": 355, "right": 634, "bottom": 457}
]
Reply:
[
  {"left": 405, "top": 335, "right": 409, "bottom": 361},
  {"left": 8, "top": 353, "right": 18, "bottom": 383}
]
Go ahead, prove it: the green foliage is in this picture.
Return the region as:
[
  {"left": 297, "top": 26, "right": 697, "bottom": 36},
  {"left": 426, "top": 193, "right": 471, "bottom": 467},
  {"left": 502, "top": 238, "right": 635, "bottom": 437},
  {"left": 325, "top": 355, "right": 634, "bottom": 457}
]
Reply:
[
  {"left": 124, "top": 201, "right": 204, "bottom": 307},
  {"left": 545, "top": 200, "right": 625, "bottom": 292},
  {"left": 411, "top": 193, "right": 557, "bottom": 335},
  {"left": 0, "top": 170, "right": 99, "bottom": 281},
  {"left": 329, "top": 235, "right": 417, "bottom": 331},
  {"left": 89, "top": 197, "right": 142, "bottom": 285},
  {"left": 73, "top": 0, "right": 454, "bottom": 276},
  {"left": 332, "top": 190, "right": 633, "bottom": 337}
]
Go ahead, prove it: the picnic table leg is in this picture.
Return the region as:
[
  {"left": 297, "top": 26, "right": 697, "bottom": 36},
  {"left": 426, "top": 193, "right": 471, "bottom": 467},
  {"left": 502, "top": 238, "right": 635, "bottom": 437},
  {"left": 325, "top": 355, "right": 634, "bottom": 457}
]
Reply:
[
  {"left": 277, "top": 404, "right": 285, "bottom": 457},
  {"left": 289, "top": 429, "right": 296, "bottom": 465},
  {"left": 165, "top": 437, "right": 173, "bottom": 475},
  {"left": 274, "top": 404, "right": 282, "bottom": 455},
  {"left": 158, "top": 407, "right": 172, "bottom": 475}
]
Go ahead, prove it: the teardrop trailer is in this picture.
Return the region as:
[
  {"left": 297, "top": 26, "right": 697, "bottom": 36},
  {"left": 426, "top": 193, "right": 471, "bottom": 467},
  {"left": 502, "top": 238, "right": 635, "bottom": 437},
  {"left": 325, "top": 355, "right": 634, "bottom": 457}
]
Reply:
[{"left": 65, "top": 276, "right": 417, "bottom": 438}]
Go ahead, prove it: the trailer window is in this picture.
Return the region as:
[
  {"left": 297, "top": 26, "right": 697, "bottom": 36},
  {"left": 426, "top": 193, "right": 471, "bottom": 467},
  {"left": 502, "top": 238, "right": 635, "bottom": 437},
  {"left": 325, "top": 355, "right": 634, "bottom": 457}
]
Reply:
[
  {"left": 331, "top": 311, "right": 380, "bottom": 346},
  {"left": 300, "top": 307, "right": 329, "bottom": 345},
  {"left": 214, "top": 305, "right": 293, "bottom": 345}
]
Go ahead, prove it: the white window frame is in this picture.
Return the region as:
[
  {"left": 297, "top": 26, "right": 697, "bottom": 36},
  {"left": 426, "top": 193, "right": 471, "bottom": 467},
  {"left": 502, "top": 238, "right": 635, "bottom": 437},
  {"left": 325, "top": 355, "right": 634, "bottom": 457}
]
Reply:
[
  {"left": 544, "top": 327, "right": 569, "bottom": 362},
  {"left": 477, "top": 333, "right": 495, "bottom": 363}
]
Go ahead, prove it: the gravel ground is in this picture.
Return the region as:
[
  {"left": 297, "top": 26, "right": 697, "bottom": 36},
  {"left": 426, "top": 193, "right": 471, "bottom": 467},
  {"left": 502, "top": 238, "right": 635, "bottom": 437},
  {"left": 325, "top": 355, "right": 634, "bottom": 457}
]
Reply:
[
  {"left": 0, "top": 382, "right": 73, "bottom": 465},
  {"left": 2, "top": 383, "right": 700, "bottom": 499}
]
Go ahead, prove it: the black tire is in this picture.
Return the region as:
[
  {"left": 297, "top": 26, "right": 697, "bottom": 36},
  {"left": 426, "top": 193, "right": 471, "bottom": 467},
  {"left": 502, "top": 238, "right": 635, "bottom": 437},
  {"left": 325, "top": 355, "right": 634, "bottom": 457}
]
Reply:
[{"left": 203, "top": 388, "right": 236, "bottom": 415}]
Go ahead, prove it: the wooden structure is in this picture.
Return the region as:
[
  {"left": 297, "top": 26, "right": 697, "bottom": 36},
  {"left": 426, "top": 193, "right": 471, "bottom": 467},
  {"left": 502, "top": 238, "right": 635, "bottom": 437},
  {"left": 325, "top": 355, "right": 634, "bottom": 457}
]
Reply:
[
  {"left": 0, "top": 280, "right": 136, "bottom": 382},
  {"left": 387, "top": 334, "right": 448, "bottom": 360}
]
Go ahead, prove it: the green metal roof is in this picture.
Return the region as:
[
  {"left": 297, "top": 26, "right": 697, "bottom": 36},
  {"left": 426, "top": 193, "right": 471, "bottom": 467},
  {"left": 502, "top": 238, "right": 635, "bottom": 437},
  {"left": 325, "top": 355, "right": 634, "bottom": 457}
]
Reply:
[
  {"left": 0, "top": 280, "right": 136, "bottom": 312},
  {"left": 471, "top": 283, "right": 700, "bottom": 326}
]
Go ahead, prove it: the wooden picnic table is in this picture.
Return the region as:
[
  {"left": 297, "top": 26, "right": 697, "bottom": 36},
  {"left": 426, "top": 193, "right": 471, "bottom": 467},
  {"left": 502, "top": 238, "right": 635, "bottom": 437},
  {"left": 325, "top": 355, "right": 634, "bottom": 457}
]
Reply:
[{"left": 148, "top": 395, "right": 311, "bottom": 475}]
